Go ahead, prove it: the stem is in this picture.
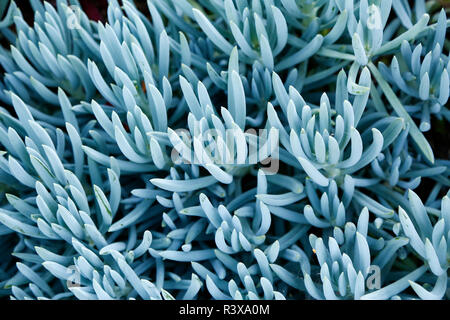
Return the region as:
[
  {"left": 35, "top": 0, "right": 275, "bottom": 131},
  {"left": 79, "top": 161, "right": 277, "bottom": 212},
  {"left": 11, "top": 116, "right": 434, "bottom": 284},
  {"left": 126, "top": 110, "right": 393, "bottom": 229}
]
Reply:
[
  {"left": 287, "top": 36, "right": 356, "bottom": 61},
  {"left": 368, "top": 62, "right": 435, "bottom": 164},
  {"left": 373, "top": 14, "right": 430, "bottom": 57}
]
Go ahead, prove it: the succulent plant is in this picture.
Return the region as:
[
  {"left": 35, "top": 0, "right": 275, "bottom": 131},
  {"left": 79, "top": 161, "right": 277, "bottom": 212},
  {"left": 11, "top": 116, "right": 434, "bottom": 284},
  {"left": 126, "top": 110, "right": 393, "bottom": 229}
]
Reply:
[{"left": 0, "top": 0, "right": 448, "bottom": 300}]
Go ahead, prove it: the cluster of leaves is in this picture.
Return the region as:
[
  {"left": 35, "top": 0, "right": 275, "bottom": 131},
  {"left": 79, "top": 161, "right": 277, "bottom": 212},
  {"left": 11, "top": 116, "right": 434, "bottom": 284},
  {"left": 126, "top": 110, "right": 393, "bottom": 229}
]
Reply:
[{"left": 0, "top": 0, "right": 448, "bottom": 300}]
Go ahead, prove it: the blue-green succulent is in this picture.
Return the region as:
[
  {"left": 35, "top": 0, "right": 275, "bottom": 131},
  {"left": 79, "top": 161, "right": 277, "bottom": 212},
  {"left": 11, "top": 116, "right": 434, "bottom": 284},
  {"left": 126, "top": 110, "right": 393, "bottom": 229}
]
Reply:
[{"left": 0, "top": 0, "right": 448, "bottom": 300}]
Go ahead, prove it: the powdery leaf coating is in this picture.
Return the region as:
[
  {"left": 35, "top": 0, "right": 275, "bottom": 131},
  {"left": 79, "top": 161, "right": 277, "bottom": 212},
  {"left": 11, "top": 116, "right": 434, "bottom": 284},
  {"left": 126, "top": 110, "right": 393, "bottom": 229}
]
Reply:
[{"left": 0, "top": 0, "right": 448, "bottom": 301}]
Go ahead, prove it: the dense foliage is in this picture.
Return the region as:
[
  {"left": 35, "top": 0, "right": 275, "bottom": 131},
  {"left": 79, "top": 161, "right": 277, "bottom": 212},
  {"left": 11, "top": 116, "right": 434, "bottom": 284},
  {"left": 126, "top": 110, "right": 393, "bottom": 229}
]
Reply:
[{"left": 0, "top": 0, "right": 448, "bottom": 300}]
